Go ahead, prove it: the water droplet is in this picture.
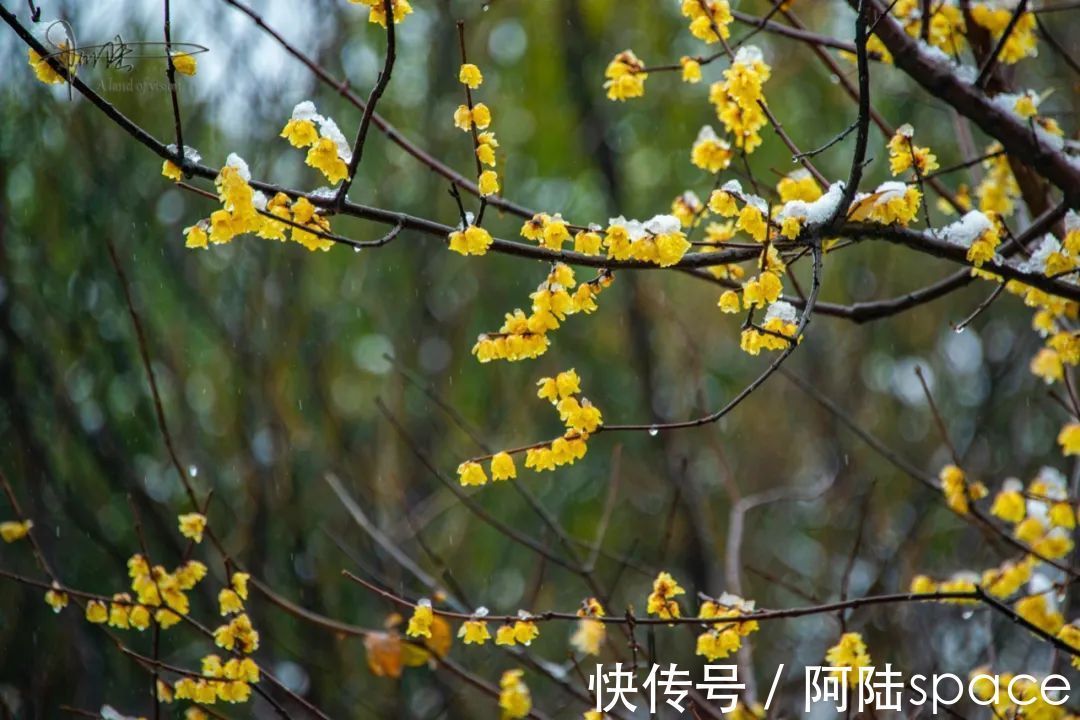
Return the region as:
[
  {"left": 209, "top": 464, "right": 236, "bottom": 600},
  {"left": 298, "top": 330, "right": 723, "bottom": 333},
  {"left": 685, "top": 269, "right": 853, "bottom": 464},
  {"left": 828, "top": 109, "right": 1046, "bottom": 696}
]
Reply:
[
  {"left": 961, "top": 609, "right": 974, "bottom": 620},
  {"left": 188, "top": 465, "right": 198, "bottom": 477},
  {"left": 953, "top": 324, "right": 966, "bottom": 334},
  {"left": 353, "top": 246, "right": 362, "bottom": 253},
  {"left": 648, "top": 426, "right": 659, "bottom": 437}
]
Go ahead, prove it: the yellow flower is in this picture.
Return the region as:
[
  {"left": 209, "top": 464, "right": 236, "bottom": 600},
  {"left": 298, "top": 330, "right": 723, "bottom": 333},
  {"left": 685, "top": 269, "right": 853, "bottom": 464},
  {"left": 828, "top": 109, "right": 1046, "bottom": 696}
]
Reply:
[
  {"left": 458, "top": 63, "right": 483, "bottom": 89},
  {"left": 910, "top": 575, "right": 937, "bottom": 594},
  {"left": 604, "top": 50, "right": 647, "bottom": 101},
  {"left": 691, "top": 126, "right": 732, "bottom": 173},
  {"left": 499, "top": 669, "right": 532, "bottom": 719},
  {"left": 0, "top": 519, "right": 32, "bottom": 543},
  {"left": 825, "top": 632, "right": 871, "bottom": 685},
  {"left": 491, "top": 452, "right": 517, "bottom": 481},
  {"left": 574, "top": 229, "right": 602, "bottom": 255},
  {"left": 109, "top": 595, "right": 132, "bottom": 628},
  {"left": 990, "top": 481, "right": 1026, "bottom": 523},
  {"left": 742, "top": 272, "right": 782, "bottom": 309},
  {"left": 736, "top": 204, "right": 767, "bottom": 242},
  {"left": 457, "top": 461, "right": 487, "bottom": 487},
  {"left": 777, "top": 170, "right": 822, "bottom": 203},
  {"left": 940, "top": 464, "right": 987, "bottom": 515},
  {"left": 178, "top": 512, "right": 207, "bottom": 543},
  {"left": 1015, "top": 594, "right": 1064, "bottom": 635},
  {"left": 406, "top": 599, "right": 434, "bottom": 638},
  {"left": 453, "top": 105, "right": 473, "bottom": 131},
  {"left": 513, "top": 617, "right": 540, "bottom": 645},
  {"left": 129, "top": 604, "right": 151, "bottom": 630},
  {"left": 28, "top": 48, "right": 66, "bottom": 85},
  {"left": 709, "top": 189, "right": 738, "bottom": 217},
  {"left": 351, "top": 0, "right": 413, "bottom": 27},
  {"left": 1059, "top": 624, "right": 1080, "bottom": 669},
  {"left": 458, "top": 614, "right": 491, "bottom": 645},
  {"left": 646, "top": 571, "right": 685, "bottom": 619},
  {"left": 171, "top": 52, "right": 197, "bottom": 76},
  {"left": 85, "top": 600, "right": 108, "bottom": 624},
  {"left": 680, "top": 56, "right": 702, "bottom": 83},
  {"left": 183, "top": 222, "right": 209, "bottom": 249},
  {"left": 478, "top": 170, "right": 499, "bottom": 196},
  {"left": 682, "top": 0, "right": 733, "bottom": 43},
  {"left": 162, "top": 160, "right": 183, "bottom": 182},
  {"left": 718, "top": 290, "right": 740, "bottom": 313},
  {"left": 305, "top": 137, "right": 349, "bottom": 184},
  {"left": 1058, "top": 423, "right": 1080, "bottom": 456},
  {"left": 571, "top": 618, "right": 605, "bottom": 655},
  {"left": 471, "top": 103, "right": 492, "bottom": 129},
  {"left": 219, "top": 588, "right": 244, "bottom": 616},
  {"left": 448, "top": 224, "right": 493, "bottom": 257},
  {"left": 887, "top": 124, "right": 939, "bottom": 176},
  {"left": 281, "top": 119, "right": 319, "bottom": 149}
]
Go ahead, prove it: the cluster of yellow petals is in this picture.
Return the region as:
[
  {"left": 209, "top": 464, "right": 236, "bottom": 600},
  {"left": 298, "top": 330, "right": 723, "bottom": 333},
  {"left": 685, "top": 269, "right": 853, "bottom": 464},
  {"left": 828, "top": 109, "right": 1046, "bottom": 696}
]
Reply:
[
  {"left": 603, "top": 215, "right": 691, "bottom": 267},
  {"left": 848, "top": 181, "right": 922, "bottom": 226},
  {"left": 709, "top": 46, "right": 771, "bottom": 153},
  {"left": 447, "top": 222, "right": 493, "bottom": 257},
  {"left": 691, "top": 125, "right": 733, "bottom": 174},
  {"left": 681, "top": 0, "right": 733, "bottom": 44},
  {"left": 525, "top": 369, "right": 600, "bottom": 472},
  {"left": 695, "top": 593, "right": 760, "bottom": 661},
  {"left": 0, "top": 518, "right": 33, "bottom": 543},
  {"left": 498, "top": 669, "right": 532, "bottom": 719},
  {"left": 473, "top": 263, "right": 611, "bottom": 363},
  {"left": 349, "top": 0, "right": 413, "bottom": 28},
  {"left": 495, "top": 612, "right": 540, "bottom": 647},
  {"left": 212, "top": 612, "right": 260, "bottom": 654},
  {"left": 570, "top": 597, "right": 606, "bottom": 655},
  {"left": 646, "top": 571, "right": 685, "bottom": 620},
  {"left": 27, "top": 46, "right": 77, "bottom": 85},
  {"left": 171, "top": 654, "right": 259, "bottom": 705},
  {"left": 887, "top": 124, "right": 939, "bottom": 177},
  {"left": 825, "top": 632, "right": 872, "bottom": 685},
  {"left": 969, "top": 3, "right": 1038, "bottom": 64},
  {"left": 939, "top": 464, "right": 988, "bottom": 515},
  {"left": 453, "top": 102, "right": 492, "bottom": 131},
  {"left": 604, "top": 50, "right": 647, "bottom": 101}
]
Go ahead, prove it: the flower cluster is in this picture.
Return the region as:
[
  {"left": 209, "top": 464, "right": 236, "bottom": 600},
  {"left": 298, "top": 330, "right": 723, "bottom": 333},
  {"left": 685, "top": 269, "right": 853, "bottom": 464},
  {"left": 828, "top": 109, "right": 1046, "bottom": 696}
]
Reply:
[
  {"left": 709, "top": 46, "right": 771, "bottom": 153},
  {"left": 348, "top": 0, "right": 412, "bottom": 28},
  {"left": 180, "top": 154, "right": 334, "bottom": 252},
  {"left": 740, "top": 300, "right": 800, "bottom": 355},
  {"left": 455, "top": 369, "right": 601, "bottom": 485},
  {"left": 887, "top": 124, "right": 939, "bottom": 177},
  {"left": 695, "top": 593, "right": 760, "bottom": 661},
  {"left": 936, "top": 210, "right": 1002, "bottom": 267},
  {"left": 989, "top": 467, "right": 1077, "bottom": 560},
  {"left": 691, "top": 125, "right": 733, "bottom": 174},
  {"left": 646, "top": 571, "right": 686, "bottom": 620},
  {"left": 448, "top": 214, "right": 494, "bottom": 257},
  {"left": 453, "top": 62, "right": 500, "bottom": 197},
  {"left": 495, "top": 611, "right": 540, "bottom": 647},
  {"left": 498, "top": 669, "right": 532, "bottom": 719},
  {"left": 680, "top": 0, "right": 733, "bottom": 44},
  {"left": 472, "top": 264, "right": 612, "bottom": 362},
  {"left": 969, "top": 2, "right": 1038, "bottom": 64},
  {"left": 825, "top": 632, "right": 872, "bottom": 686},
  {"left": 570, "top": 597, "right": 606, "bottom": 655},
  {"left": 603, "top": 214, "right": 691, "bottom": 266},
  {"left": 171, "top": 654, "right": 260, "bottom": 705},
  {"left": 939, "top": 464, "right": 989, "bottom": 515},
  {"left": 604, "top": 50, "right": 647, "bottom": 101},
  {"left": 280, "top": 101, "right": 352, "bottom": 185},
  {"left": 848, "top": 181, "right": 922, "bottom": 226}
]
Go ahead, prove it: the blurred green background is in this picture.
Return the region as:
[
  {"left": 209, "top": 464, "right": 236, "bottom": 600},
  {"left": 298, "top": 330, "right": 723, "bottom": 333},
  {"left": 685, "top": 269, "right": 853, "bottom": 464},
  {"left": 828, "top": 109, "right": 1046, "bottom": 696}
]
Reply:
[{"left": 1, "top": 0, "right": 1079, "bottom": 717}]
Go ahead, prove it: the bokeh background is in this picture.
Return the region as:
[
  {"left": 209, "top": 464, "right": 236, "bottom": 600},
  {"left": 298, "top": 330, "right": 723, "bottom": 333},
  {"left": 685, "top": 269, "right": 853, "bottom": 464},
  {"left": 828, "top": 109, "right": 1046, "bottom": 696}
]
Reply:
[{"left": 1, "top": 0, "right": 1079, "bottom": 717}]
